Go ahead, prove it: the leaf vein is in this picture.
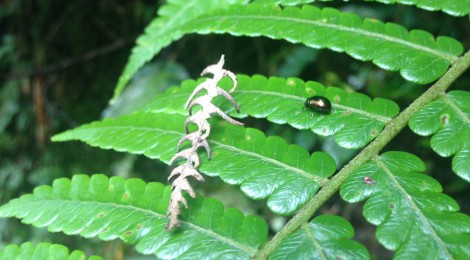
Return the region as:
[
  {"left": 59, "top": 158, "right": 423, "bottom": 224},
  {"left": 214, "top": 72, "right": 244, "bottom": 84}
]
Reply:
[
  {"left": 75, "top": 125, "right": 328, "bottom": 185},
  {"left": 375, "top": 158, "right": 452, "bottom": 258},
  {"left": 194, "top": 14, "right": 457, "bottom": 63}
]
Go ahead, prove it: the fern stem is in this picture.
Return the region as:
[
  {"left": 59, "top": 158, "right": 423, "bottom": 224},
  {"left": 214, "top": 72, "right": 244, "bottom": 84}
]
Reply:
[{"left": 255, "top": 49, "right": 470, "bottom": 259}]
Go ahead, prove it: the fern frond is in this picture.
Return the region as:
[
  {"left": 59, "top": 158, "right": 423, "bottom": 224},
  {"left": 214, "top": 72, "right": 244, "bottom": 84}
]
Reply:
[
  {"left": 0, "top": 242, "right": 102, "bottom": 260},
  {"left": 367, "top": 0, "right": 470, "bottom": 17},
  {"left": 340, "top": 151, "right": 470, "bottom": 259},
  {"left": 271, "top": 215, "right": 369, "bottom": 259},
  {"left": 115, "top": 3, "right": 464, "bottom": 100},
  {"left": 51, "top": 112, "right": 336, "bottom": 215},
  {"left": 112, "top": 0, "right": 246, "bottom": 102},
  {"left": 142, "top": 75, "right": 400, "bottom": 149},
  {"left": 255, "top": 0, "right": 470, "bottom": 17},
  {"left": 183, "top": 4, "right": 463, "bottom": 84},
  {"left": 0, "top": 174, "right": 268, "bottom": 259},
  {"left": 409, "top": 90, "right": 470, "bottom": 182}
]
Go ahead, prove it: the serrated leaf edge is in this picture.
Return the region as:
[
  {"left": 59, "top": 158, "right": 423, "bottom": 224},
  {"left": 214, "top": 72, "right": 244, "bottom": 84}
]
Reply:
[
  {"left": 372, "top": 156, "right": 454, "bottom": 257},
  {"left": 0, "top": 175, "right": 262, "bottom": 256}
]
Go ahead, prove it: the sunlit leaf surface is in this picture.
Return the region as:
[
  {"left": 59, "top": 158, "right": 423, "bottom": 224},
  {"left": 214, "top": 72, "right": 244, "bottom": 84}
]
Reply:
[
  {"left": 0, "top": 174, "right": 268, "bottom": 259},
  {"left": 271, "top": 215, "right": 369, "bottom": 260},
  {"left": 409, "top": 90, "right": 470, "bottom": 182},
  {"left": 340, "top": 151, "right": 470, "bottom": 259},
  {"left": 115, "top": 2, "right": 463, "bottom": 100},
  {"left": 142, "top": 75, "right": 400, "bottom": 149},
  {"left": 52, "top": 113, "right": 336, "bottom": 215}
]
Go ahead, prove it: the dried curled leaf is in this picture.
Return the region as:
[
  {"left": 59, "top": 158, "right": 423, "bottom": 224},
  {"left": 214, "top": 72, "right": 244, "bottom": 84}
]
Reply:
[{"left": 167, "top": 55, "right": 243, "bottom": 230}]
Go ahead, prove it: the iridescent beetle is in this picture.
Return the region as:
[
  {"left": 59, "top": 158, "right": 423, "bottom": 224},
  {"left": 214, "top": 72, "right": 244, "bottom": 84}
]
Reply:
[{"left": 303, "top": 96, "right": 332, "bottom": 114}]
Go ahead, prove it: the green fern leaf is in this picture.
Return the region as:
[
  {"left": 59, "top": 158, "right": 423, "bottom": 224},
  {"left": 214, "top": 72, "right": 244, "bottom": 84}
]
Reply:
[
  {"left": 0, "top": 242, "right": 102, "bottom": 260},
  {"left": 51, "top": 112, "right": 336, "bottom": 215},
  {"left": 366, "top": 0, "right": 470, "bottom": 17},
  {"left": 253, "top": 0, "right": 317, "bottom": 6},
  {"left": 271, "top": 215, "right": 370, "bottom": 259},
  {"left": 116, "top": 4, "right": 463, "bottom": 98},
  {"left": 255, "top": 0, "right": 470, "bottom": 17},
  {"left": 0, "top": 174, "right": 268, "bottom": 259},
  {"left": 112, "top": 0, "right": 247, "bottom": 102},
  {"left": 141, "top": 75, "right": 400, "bottom": 149},
  {"left": 409, "top": 90, "right": 470, "bottom": 182},
  {"left": 115, "top": 3, "right": 463, "bottom": 101},
  {"left": 339, "top": 151, "right": 470, "bottom": 259},
  {"left": 181, "top": 4, "right": 463, "bottom": 84}
]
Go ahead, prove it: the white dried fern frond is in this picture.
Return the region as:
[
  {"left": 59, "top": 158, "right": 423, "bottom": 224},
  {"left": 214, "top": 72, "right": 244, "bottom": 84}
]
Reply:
[{"left": 166, "top": 55, "right": 242, "bottom": 230}]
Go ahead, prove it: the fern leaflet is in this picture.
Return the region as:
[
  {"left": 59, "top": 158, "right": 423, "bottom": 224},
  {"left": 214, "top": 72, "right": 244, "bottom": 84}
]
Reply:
[
  {"left": 112, "top": 0, "right": 247, "bottom": 102},
  {"left": 51, "top": 112, "right": 337, "bottom": 215},
  {"left": 0, "top": 242, "right": 102, "bottom": 260},
  {"left": 0, "top": 174, "right": 268, "bottom": 259},
  {"left": 114, "top": 3, "right": 463, "bottom": 101},
  {"left": 409, "top": 90, "right": 470, "bottom": 182},
  {"left": 271, "top": 215, "right": 369, "bottom": 259},
  {"left": 142, "top": 75, "right": 400, "bottom": 149},
  {"left": 340, "top": 151, "right": 470, "bottom": 259},
  {"left": 254, "top": 0, "right": 470, "bottom": 16}
]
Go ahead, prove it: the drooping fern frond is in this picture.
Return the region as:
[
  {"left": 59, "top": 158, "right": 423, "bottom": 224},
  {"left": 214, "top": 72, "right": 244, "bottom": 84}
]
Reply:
[
  {"left": 270, "top": 215, "right": 369, "bottom": 259},
  {"left": 142, "top": 75, "right": 400, "bottom": 149},
  {"left": 51, "top": 112, "right": 336, "bottom": 215},
  {"left": 409, "top": 90, "right": 470, "bottom": 182},
  {"left": 0, "top": 242, "right": 102, "bottom": 260},
  {"left": 0, "top": 174, "right": 268, "bottom": 259},
  {"left": 254, "top": 0, "right": 470, "bottom": 17},
  {"left": 340, "top": 151, "right": 470, "bottom": 259},
  {"left": 112, "top": 0, "right": 247, "bottom": 102},
  {"left": 113, "top": 2, "right": 464, "bottom": 101}
]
